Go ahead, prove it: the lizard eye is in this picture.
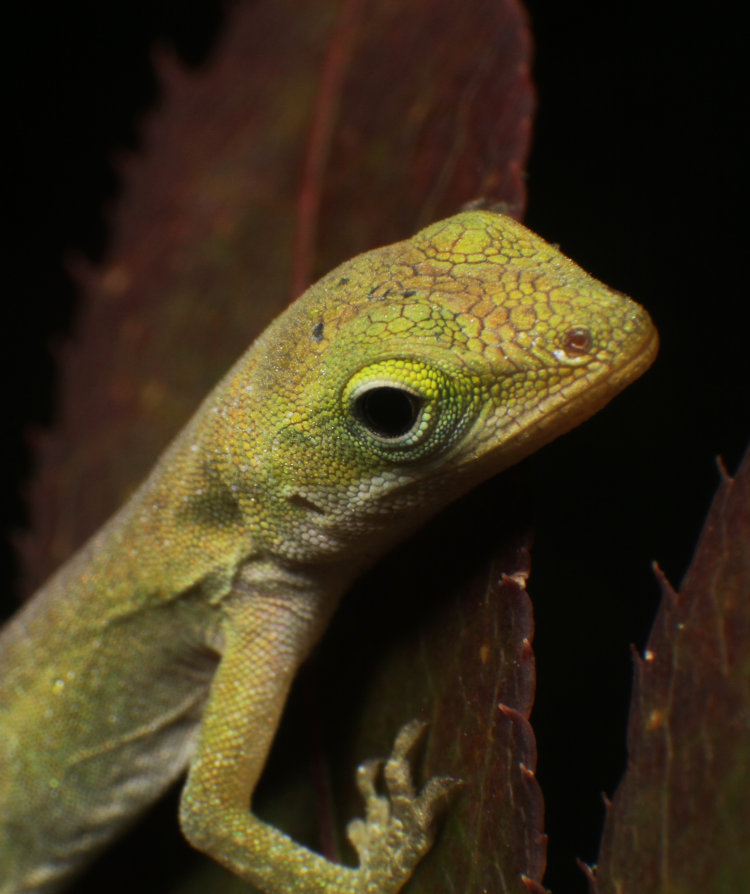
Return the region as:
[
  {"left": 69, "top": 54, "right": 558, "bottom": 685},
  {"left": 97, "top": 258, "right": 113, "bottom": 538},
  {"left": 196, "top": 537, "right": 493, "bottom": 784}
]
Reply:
[
  {"left": 353, "top": 385, "right": 425, "bottom": 440},
  {"left": 343, "top": 359, "right": 478, "bottom": 461}
]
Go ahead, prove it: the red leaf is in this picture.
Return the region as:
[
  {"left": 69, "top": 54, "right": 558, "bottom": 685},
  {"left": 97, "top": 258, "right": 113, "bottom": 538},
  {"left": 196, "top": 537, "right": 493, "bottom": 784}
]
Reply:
[{"left": 592, "top": 446, "right": 750, "bottom": 893}]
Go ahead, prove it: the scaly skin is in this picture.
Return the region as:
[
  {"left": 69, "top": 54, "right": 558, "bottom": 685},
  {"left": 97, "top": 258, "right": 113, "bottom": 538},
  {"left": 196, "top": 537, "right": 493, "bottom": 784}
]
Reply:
[{"left": 0, "top": 211, "right": 658, "bottom": 893}]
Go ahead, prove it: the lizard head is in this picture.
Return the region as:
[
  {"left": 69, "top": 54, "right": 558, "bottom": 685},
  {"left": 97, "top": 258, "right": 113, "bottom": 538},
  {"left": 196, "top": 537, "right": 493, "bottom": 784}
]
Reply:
[{"left": 219, "top": 210, "right": 658, "bottom": 564}]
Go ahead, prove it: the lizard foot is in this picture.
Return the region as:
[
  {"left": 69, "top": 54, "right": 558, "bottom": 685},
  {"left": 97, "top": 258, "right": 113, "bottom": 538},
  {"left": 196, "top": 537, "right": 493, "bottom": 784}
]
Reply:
[{"left": 346, "top": 720, "right": 459, "bottom": 892}]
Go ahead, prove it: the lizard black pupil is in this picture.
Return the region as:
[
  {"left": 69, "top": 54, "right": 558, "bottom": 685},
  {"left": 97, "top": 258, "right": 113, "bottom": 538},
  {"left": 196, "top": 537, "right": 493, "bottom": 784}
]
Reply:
[{"left": 357, "top": 386, "right": 422, "bottom": 439}]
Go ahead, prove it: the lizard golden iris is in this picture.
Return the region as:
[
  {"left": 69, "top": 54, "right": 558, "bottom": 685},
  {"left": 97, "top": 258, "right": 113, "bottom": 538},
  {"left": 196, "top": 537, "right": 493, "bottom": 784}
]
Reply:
[{"left": 0, "top": 210, "right": 658, "bottom": 893}]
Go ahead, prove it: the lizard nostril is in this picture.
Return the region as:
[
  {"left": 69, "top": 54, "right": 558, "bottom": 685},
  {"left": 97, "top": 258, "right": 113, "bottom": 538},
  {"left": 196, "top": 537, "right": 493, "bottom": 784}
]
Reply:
[{"left": 561, "top": 327, "right": 593, "bottom": 356}]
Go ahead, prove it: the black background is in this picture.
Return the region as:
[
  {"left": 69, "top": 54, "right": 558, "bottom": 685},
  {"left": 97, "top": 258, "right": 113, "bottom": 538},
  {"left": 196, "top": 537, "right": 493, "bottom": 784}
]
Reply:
[{"left": 3, "top": 1, "right": 748, "bottom": 891}]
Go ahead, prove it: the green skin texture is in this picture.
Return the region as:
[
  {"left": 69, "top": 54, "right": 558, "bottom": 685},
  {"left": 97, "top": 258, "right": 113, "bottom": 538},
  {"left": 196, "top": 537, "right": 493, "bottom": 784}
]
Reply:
[{"left": 0, "top": 211, "right": 658, "bottom": 893}]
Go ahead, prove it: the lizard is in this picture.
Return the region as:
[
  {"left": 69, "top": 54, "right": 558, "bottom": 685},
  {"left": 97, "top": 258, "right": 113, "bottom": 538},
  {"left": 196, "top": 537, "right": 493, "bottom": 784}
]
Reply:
[{"left": 0, "top": 210, "right": 658, "bottom": 893}]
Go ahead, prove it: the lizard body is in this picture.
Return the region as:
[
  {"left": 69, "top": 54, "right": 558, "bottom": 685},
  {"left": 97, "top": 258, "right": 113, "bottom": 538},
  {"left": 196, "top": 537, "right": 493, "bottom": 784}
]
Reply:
[{"left": 0, "top": 211, "right": 658, "bottom": 893}]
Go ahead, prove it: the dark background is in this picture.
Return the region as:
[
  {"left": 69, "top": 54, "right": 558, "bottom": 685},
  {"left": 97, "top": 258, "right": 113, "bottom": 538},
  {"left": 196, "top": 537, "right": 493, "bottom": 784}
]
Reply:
[{"left": 3, "top": 1, "right": 748, "bottom": 891}]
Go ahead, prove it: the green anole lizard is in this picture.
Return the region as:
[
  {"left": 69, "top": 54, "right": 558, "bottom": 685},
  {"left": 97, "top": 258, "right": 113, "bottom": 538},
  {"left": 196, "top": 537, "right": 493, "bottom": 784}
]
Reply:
[{"left": 0, "top": 210, "right": 657, "bottom": 893}]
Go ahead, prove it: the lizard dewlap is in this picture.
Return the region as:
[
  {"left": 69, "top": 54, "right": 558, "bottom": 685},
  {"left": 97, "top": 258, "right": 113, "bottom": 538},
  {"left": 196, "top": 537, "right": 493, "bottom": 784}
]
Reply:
[{"left": 0, "top": 211, "right": 657, "bottom": 893}]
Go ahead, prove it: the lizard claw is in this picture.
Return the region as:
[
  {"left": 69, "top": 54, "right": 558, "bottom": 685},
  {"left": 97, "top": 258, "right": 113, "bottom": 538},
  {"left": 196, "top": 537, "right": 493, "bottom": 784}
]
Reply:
[
  {"left": 346, "top": 720, "right": 460, "bottom": 891},
  {"left": 384, "top": 719, "right": 425, "bottom": 799}
]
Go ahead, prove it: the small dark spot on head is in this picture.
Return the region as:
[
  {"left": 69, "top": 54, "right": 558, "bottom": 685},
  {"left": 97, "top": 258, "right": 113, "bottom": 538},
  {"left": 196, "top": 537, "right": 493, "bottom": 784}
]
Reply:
[
  {"left": 312, "top": 322, "right": 324, "bottom": 342},
  {"left": 403, "top": 290, "right": 416, "bottom": 298},
  {"left": 337, "top": 277, "right": 350, "bottom": 286}
]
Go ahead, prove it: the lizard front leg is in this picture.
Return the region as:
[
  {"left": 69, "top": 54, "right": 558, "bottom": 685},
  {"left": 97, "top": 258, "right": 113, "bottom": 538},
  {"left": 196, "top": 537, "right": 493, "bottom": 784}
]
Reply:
[{"left": 178, "top": 592, "right": 454, "bottom": 894}]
